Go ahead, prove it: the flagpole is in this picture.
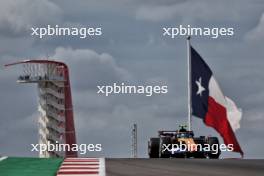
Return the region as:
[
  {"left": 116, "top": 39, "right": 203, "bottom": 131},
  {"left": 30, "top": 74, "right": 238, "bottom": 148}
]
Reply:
[{"left": 187, "top": 36, "right": 192, "bottom": 131}]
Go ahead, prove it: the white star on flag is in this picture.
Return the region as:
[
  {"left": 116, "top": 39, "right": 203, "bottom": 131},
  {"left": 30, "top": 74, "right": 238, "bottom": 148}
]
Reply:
[{"left": 196, "top": 77, "right": 205, "bottom": 96}]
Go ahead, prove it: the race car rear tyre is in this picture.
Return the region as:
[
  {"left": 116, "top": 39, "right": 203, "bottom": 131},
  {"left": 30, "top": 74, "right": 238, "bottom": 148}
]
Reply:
[
  {"left": 159, "top": 137, "right": 171, "bottom": 158},
  {"left": 148, "top": 138, "right": 160, "bottom": 158},
  {"left": 193, "top": 138, "right": 206, "bottom": 158},
  {"left": 207, "top": 137, "right": 221, "bottom": 159}
]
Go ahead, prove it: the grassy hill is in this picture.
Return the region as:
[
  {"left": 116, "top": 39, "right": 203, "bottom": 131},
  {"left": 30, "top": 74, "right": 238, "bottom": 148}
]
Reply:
[{"left": 0, "top": 157, "right": 63, "bottom": 176}]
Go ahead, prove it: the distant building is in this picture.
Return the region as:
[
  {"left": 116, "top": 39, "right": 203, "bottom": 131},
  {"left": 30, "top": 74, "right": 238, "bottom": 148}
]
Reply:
[{"left": 5, "top": 60, "right": 77, "bottom": 158}]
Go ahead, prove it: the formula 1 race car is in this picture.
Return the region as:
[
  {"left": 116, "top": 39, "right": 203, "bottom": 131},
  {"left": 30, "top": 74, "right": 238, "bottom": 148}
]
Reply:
[{"left": 148, "top": 125, "right": 221, "bottom": 159}]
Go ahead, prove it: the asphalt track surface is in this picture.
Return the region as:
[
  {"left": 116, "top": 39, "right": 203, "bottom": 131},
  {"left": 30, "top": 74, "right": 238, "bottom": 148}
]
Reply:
[{"left": 106, "top": 158, "right": 264, "bottom": 176}]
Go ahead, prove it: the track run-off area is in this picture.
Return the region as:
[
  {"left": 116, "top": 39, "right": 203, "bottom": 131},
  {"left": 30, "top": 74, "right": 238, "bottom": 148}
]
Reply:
[{"left": 0, "top": 157, "right": 263, "bottom": 176}]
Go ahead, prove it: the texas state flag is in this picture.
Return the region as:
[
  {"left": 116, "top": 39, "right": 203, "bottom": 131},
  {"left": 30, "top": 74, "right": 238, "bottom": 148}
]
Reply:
[{"left": 191, "top": 46, "right": 244, "bottom": 156}]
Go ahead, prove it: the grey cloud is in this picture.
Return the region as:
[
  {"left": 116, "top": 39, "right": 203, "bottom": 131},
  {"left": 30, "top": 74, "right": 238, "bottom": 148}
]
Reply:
[
  {"left": 0, "top": 0, "right": 62, "bottom": 37},
  {"left": 135, "top": 0, "right": 262, "bottom": 23},
  {"left": 245, "top": 13, "right": 264, "bottom": 41},
  {"left": 52, "top": 47, "right": 132, "bottom": 90}
]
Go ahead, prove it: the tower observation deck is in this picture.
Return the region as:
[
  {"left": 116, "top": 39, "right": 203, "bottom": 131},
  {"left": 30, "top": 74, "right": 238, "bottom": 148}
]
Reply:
[{"left": 5, "top": 60, "right": 77, "bottom": 158}]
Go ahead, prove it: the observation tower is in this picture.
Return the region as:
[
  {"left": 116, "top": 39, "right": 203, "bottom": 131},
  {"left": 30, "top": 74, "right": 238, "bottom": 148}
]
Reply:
[{"left": 5, "top": 60, "right": 77, "bottom": 158}]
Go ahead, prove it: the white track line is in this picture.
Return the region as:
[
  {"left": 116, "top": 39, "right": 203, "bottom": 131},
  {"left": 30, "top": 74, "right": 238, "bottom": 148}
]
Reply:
[
  {"left": 0, "top": 156, "right": 8, "bottom": 162},
  {"left": 99, "top": 158, "right": 105, "bottom": 176}
]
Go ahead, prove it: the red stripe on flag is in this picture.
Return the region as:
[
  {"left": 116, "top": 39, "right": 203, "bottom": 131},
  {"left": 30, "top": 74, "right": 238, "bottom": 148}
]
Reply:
[{"left": 204, "top": 96, "right": 243, "bottom": 156}]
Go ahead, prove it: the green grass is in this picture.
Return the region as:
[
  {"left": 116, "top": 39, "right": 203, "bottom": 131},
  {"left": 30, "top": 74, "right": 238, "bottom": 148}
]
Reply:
[{"left": 0, "top": 157, "right": 63, "bottom": 176}]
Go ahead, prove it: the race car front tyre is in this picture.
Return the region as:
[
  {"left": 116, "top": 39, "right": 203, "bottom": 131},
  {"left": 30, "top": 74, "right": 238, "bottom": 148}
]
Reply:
[
  {"left": 207, "top": 137, "right": 221, "bottom": 159},
  {"left": 159, "top": 137, "right": 171, "bottom": 158},
  {"left": 148, "top": 138, "right": 160, "bottom": 158}
]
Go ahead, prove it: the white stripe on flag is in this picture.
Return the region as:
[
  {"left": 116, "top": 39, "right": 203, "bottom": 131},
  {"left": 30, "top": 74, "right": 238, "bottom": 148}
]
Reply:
[
  {"left": 208, "top": 76, "right": 226, "bottom": 107},
  {"left": 208, "top": 76, "right": 242, "bottom": 131},
  {"left": 226, "top": 96, "right": 242, "bottom": 131}
]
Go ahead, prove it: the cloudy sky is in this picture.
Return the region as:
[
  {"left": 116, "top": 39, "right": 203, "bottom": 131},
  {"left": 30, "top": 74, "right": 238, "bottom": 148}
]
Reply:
[{"left": 0, "top": 0, "right": 264, "bottom": 159}]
